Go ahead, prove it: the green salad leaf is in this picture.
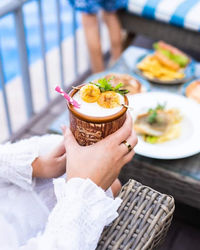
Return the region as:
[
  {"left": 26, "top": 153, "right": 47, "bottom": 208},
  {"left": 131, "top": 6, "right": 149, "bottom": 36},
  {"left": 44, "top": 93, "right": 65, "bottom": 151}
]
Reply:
[
  {"left": 91, "top": 78, "right": 129, "bottom": 95},
  {"left": 147, "top": 103, "right": 166, "bottom": 124},
  {"left": 153, "top": 42, "right": 159, "bottom": 50},
  {"left": 170, "top": 53, "right": 189, "bottom": 67},
  {"left": 144, "top": 135, "right": 158, "bottom": 144}
]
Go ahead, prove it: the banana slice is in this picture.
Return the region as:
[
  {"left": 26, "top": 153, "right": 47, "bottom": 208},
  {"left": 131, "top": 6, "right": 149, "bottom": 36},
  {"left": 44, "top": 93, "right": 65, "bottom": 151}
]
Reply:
[
  {"left": 80, "top": 84, "right": 101, "bottom": 103},
  {"left": 97, "top": 91, "right": 120, "bottom": 109}
]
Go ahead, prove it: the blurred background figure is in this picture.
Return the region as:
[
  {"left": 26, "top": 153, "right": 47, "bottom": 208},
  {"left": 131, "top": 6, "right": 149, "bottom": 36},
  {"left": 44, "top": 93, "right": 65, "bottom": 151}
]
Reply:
[{"left": 68, "top": 0, "right": 127, "bottom": 73}]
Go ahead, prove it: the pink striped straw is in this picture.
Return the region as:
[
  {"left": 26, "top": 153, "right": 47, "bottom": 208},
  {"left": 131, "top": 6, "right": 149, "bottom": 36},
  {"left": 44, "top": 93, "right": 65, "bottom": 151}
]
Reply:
[{"left": 55, "top": 86, "right": 80, "bottom": 108}]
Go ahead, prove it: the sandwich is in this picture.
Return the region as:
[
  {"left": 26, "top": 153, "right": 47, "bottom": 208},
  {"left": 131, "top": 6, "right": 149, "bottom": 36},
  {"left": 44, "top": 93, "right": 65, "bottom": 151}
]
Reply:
[{"left": 153, "top": 41, "right": 190, "bottom": 70}]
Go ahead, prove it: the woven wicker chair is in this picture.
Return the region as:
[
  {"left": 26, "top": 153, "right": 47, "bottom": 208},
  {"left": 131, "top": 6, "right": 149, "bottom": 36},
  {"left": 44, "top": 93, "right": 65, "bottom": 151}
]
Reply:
[{"left": 97, "top": 179, "right": 175, "bottom": 250}]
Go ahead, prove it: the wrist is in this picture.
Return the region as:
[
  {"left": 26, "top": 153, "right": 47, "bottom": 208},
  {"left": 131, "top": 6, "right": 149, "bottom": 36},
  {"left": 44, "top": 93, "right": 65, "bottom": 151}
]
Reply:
[{"left": 32, "top": 156, "right": 45, "bottom": 178}]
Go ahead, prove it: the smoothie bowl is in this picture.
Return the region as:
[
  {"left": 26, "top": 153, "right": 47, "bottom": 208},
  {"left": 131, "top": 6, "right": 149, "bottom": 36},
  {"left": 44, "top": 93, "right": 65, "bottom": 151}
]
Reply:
[{"left": 67, "top": 78, "right": 129, "bottom": 146}]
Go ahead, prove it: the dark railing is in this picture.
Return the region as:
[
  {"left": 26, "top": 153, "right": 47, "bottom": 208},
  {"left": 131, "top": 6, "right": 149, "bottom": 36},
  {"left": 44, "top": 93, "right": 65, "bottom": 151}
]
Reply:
[{"left": 0, "top": 0, "right": 79, "bottom": 140}]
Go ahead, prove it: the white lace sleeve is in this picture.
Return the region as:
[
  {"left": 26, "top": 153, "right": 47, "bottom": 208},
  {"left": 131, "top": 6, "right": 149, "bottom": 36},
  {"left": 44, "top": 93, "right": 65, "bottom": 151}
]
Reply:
[
  {"left": 18, "top": 178, "right": 122, "bottom": 250},
  {"left": 0, "top": 134, "right": 63, "bottom": 190}
]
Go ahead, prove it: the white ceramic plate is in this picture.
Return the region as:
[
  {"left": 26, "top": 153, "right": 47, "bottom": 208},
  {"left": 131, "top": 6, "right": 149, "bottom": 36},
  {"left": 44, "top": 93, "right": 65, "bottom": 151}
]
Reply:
[{"left": 128, "top": 92, "right": 200, "bottom": 159}]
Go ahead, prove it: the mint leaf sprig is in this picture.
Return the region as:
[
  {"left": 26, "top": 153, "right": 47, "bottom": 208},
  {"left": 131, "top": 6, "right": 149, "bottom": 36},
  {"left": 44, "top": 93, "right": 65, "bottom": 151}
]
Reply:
[
  {"left": 90, "top": 77, "right": 129, "bottom": 95},
  {"left": 147, "top": 103, "right": 166, "bottom": 124}
]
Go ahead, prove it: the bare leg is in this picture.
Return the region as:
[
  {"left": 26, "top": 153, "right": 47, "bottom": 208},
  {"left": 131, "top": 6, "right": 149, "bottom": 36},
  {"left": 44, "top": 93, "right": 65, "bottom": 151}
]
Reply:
[
  {"left": 111, "top": 178, "right": 122, "bottom": 197},
  {"left": 82, "top": 13, "right": 104, "bottom": 73},
  {"left": 102, "top": 11, "right": 122, "bottom": 62}
]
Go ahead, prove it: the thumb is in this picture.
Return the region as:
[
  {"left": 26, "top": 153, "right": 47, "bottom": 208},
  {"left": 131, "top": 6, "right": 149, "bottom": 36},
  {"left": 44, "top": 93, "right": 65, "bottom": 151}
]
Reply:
[{"left": 62, "top": 126, "right": 79, "bottom": 151}]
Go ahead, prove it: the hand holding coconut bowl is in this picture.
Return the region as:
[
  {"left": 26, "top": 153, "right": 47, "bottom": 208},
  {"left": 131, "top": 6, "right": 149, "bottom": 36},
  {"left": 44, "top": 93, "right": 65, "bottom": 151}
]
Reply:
[
  {"left": 55, "top": 78, "right": 138, "bottom": 193},
  {"left": 67, "top": 78, "right": 132, "bottom": 146}
]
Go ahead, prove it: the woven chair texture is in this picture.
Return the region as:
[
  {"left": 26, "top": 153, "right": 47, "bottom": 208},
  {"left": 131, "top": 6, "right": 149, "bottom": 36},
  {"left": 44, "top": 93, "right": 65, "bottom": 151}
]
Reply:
[
  {"left": 119, "top": 158, "right": 200, "bottom": 210},
  {"left": 97, "top": 179, "right": 175, "bottom": 250}
]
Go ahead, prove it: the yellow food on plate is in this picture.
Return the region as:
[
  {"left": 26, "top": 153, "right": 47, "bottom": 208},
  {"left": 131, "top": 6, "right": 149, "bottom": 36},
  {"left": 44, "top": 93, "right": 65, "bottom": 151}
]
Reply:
[
  {"left": 137, "top": 55, "right": 185, "bottom": 81},
  {"left": 97, "top": 91, "right": 120, "bottom": 109},
  {"left": 80, "top": 84, "right": 101, "bottom": 103},
  {"left": 134, "top": 104, "right": 182, "bottom": 144}
]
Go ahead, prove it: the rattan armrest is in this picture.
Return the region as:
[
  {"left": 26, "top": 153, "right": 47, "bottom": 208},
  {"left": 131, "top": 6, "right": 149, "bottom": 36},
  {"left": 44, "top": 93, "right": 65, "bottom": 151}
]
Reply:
[{"left": 97, "top": 179, "right": 175, "bottom": 250}]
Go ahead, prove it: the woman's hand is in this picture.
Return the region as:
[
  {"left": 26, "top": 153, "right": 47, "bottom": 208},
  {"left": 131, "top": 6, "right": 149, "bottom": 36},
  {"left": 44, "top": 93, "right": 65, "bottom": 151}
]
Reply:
[
  {"left": 32, "top": 141, "right": 66, "bottom": 179},
  {"left": 63, "top": 112, "right": 138, "bottom": 190}
]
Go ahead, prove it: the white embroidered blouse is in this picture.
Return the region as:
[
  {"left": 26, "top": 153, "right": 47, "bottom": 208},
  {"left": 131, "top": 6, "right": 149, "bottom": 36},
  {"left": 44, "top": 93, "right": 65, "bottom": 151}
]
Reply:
[{"left": 0, "top": 135, "right": 121, "bottom": 250}]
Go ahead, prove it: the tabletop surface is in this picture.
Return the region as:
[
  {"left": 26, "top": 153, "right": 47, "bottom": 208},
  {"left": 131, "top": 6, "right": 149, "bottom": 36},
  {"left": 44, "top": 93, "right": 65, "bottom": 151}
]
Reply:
[{"left": 49, "top": 46, "right": 200, "bottom": 182}]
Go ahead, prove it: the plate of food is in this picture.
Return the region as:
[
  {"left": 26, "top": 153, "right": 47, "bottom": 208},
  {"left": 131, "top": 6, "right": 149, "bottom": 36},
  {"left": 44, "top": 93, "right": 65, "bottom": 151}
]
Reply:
[
  {"left": 136, "top": 41, "right": 194, "bottom": 84},
  {"left": 85, "top": 72, "right": 150, "bottom": 94},
  {"left": 103, "top": 73, "right": 148, "bottom": 94},
  {"left": 128, "top": 92, "right": 200, "bottom": 159},
  {"left": 182, "top": 79, "right": 200, "bottom": 104}
]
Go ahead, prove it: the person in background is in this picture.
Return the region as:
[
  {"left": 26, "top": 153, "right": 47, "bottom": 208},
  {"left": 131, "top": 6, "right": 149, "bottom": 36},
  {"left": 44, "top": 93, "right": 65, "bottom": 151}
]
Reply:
[
  {"left": 69, "top": 0, "right": 127, "bottom": 73},
  {"left": 0, "top": 112, "right": 137, "bottom": 249}
]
